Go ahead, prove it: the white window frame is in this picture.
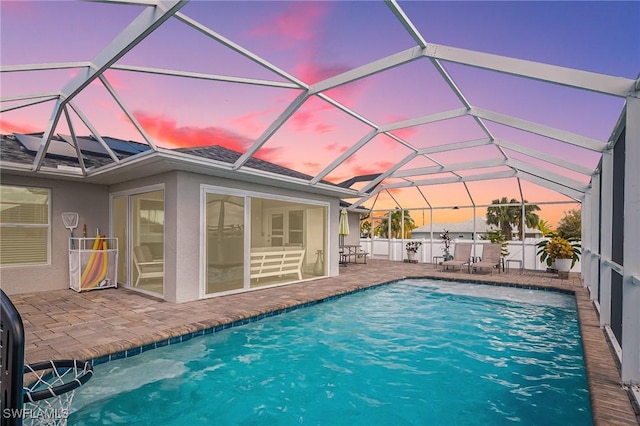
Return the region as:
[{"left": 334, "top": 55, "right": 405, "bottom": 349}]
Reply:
[{"left": 0, "top": 184, "right": 51, "bottom": 267}]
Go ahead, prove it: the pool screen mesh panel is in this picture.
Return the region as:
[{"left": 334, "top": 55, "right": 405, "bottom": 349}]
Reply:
[{"left": 0, "top": 0, "right": 637, "bottom": 211}]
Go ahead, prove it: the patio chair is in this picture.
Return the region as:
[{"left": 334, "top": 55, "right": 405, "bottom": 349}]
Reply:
[
  {"left": 470, "top": 243, "right": 502, "bottom": 274},
  {"left": 133, "top": 245, "right": 164, "bottom": 286},
  {"left": 441, "top": 243, "right": 472, "bottom": 272}
]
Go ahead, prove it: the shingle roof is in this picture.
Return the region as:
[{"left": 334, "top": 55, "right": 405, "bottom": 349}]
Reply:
[
  {"left": 175, "top": 146, "right": 325, "bottom": 183},
  {"left": 0, "top": 134, "right": 116, "bottom": 169},
  {"left": 1, "top": 134, "right": 335, "bottom": 186}
]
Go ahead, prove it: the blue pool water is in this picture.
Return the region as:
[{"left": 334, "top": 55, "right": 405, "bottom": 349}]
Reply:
[{"left": 70, "top": 279, "right": 592, "bottom": 425}]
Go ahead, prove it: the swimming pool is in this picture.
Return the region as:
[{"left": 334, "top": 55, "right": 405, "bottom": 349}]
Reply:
[{"left": 70, "top": 279, "right": 592, "bottom": 425}]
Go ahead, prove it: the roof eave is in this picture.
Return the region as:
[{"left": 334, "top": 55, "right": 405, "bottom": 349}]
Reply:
[{"left": 6, "top": 149, "right": 358, "bottom": 199}]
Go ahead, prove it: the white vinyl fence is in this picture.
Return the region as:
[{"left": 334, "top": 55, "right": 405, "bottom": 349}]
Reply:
[{"left": 359, "top": 238, "right": 581, "bottom": 273}]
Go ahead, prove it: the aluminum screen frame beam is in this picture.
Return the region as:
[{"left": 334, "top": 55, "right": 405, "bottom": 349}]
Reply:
[
  {"left": 494, "top": 138, "right": 595, "bottom": 177},
  {"left": 471, "top": 108, "right": 606, "bottom": 152},
  {"left": 422, "top": 42, "right": 636, "bottom": 97},
  {"left": 392, "top": 158, "right": 507, "bottom": 179}
]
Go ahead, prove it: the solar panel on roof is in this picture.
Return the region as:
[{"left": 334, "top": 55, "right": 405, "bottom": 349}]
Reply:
[
  {"left": 58, "top": 134, "right": 110, "bottom": 156},
  {"left": 14, "top": 133, "right": 86, "bottom": 161},
  {"left": 102, "top": 136, "right": 149, "bottom": 154}
]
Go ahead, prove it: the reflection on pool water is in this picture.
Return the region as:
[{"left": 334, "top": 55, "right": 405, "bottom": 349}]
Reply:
[{"left": 71, "top": 279, "right": 592, "bottom": 425}]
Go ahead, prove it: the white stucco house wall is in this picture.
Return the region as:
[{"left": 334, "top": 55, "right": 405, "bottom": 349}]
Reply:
[{"left": 0, "top": 133, "right": 356, "bottom": 303}]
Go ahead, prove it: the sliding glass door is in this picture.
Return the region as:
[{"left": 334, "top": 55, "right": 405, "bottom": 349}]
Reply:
[
  {"left": 202, "top": 185, "right": 328, "bottom": 297},
  {"left": 111, "top": 188, "right": 164, "bottom": 297},
  {"left": 205, "top": 194, "right": 245, "bottom": 295}
]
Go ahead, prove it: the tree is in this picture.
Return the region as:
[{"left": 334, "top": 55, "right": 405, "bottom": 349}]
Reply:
[
  {"left": 514, "top": 203, "right": 541, "bottom": 241},
  {"left": 375, "top": 208, "right": 416, "bottom": 238},
  {"left": 557, "top": 209, "right": 581, "bottom": 239},
  {"left": 486, "top": 197, "right": 540, "bottom": 241},
  {"left": 537, "top": 219, "right": 554, "bottom": 236},
  {"left": 360, "top": 219, "right": 371, "bottom": 238}
]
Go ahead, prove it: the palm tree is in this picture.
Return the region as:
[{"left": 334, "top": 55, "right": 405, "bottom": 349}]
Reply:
[
  {"left": 537, "top": 219, "right": 554, "bottom": 236},
  {"left": 486, "top": 197, "right": 540, "bottom": 241},
  {"left": 486, "top": 197, "right": 519, "bottom": 240},
  {"left": 375, "top": 209, "right": 416, "bottom": 238},
  {"left": 514, "top": 202, "right": 541, "bottom": 241}
]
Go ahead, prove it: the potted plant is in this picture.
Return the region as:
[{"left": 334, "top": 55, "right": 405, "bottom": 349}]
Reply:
[
  {"left": 405, "top": 241, "right": 421, "bottom": 262},
  {"left": 440, "top": 229, "right": 452, "bottom": 261},
  {"left": 536, "top": 234, "right": 581, "bottom": 278}
]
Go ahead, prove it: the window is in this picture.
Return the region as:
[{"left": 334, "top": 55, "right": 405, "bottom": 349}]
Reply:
[
  {"left": 0, "top": 185, "right": 50, "bottom": 266},
  {"left": 288, "top": 210, "right": 304, "bottom": 245}
]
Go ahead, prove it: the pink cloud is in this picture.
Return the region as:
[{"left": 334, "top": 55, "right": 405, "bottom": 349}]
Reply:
[
  {"left": 0, "top": 1, "right": 36, "bottom": 14},
  {"left": 102, "top": 70, "right": 128, "bottom": 90},
  {"left": 289, "top": 109, "right": 313, "bottom": 130},
  {"left": 351, "top": 161, "right": 396, "bottom": 176},
  {"left": 230, "top": 108, "right": 274, "bottom": 136},
  {"left": 248, "top": 3, "right": 329, "bottom": 49},
  {"left": 133, "top": 111, "right": 284, "bottom": 163},
  {"left": 95, "top": 100, "right": 114, "bottom": 111},
  {"left": 389, "top": 127, "right": 418, "bottom": 141},
  {"left": 0, "top": 119, "right": 39, "bottom": 135},
  {"left": 383, "top": 116, "right": 418, "bottom": 141},
  {"left": 303, "top": 161, "right": 321, "bottom": 171},
  {"left": 314, "top": 123, "right": 333, "bottom": 134},
  {"left": 326, "top": 142, "right": 349, "bottom": 154},
  {"left": 66, "top": 69, "right": 108, "bottom": 88},
  {"left": 294, "top": 60, "right": 352, "bottom": 85},
  {"left": 289, "top": 96, "right": 335, "bottom": 132},
  {"left": 134, "top": 111, "right": 251, "bottom": 152}
]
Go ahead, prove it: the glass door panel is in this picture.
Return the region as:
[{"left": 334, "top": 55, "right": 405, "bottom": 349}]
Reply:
[
  {"left": 112, "top": 196, "right": 128, "bottom": 285},
  {"left": 131, "top": 190, "right": 164, "bottom": 295},
  {"left": 206, "top": 194, "right": 244, "bottom": 294}
]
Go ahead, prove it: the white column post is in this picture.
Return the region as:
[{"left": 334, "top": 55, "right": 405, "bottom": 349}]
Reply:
[
  {"left": 429, "top": 208, "right": 434, "bottom": 264},
  {"left": 621, "top": 94, "right": 640, "bottom": 384},
  {"left": 589, "top": 174, "right": 601, "bottom": 300},
  {"left": 599, "top": 150, "right": 614, "bottom": 327},
  {"left": 581, "top": 191, "right": 592, "bottom": 289}
]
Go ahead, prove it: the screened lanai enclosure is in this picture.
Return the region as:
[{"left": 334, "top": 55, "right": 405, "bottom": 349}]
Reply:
[{"left": 1, "top": 0, "right": 639, "bottom": 390}]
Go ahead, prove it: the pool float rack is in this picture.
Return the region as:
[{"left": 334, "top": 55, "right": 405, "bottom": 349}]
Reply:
[{"left": 69, "top": 237, "right": 118, "bottom": 292}]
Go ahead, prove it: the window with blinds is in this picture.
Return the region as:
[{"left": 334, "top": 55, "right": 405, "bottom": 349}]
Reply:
[{"left": 0, "top": 185, "right": 50, "bottom": 266}]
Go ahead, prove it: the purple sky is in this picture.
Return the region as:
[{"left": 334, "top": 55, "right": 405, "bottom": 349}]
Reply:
[{"left": 1, "top": 1, "right": 638, "bottom": 224}]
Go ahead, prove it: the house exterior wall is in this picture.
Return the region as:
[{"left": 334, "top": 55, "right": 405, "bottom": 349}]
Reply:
[
  {"left": 2, "top": 169, "right": 341, "bottom": 301},
  {"left": 111, "top": 171, "right": 339, "bottom": 303},
  {"left": 1, "top": 174, "right": 109, "bottom": 295},
  {"left": 344, "top": 212, "right": 361, "bottom": 246}
]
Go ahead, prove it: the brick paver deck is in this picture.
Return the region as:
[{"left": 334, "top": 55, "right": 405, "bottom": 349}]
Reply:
[{"left": 7, "top": 260, "right": 639, "bottom": 425}]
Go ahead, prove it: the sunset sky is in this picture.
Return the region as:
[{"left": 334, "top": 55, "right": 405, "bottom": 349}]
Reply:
[{"left": 1, "top": 1, "right": 638, "bottom": 226}]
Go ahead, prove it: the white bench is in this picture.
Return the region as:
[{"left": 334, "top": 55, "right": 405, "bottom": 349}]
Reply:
[{"left": 250, "top": 248, "right": 306, "bottom": 281}]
